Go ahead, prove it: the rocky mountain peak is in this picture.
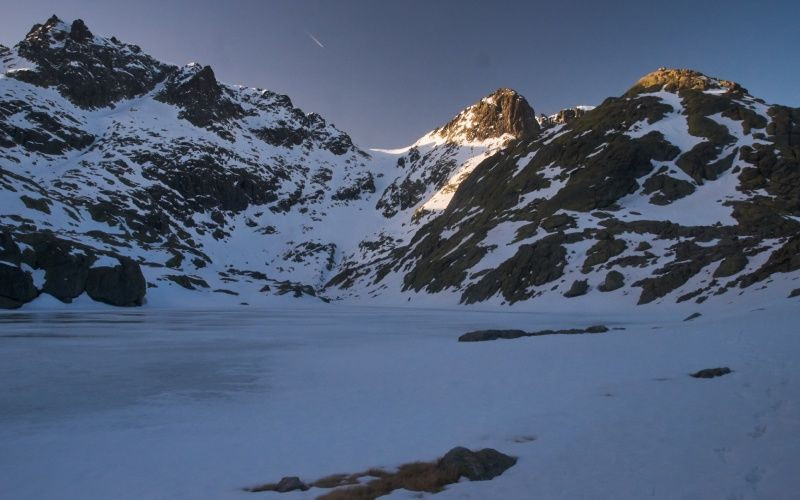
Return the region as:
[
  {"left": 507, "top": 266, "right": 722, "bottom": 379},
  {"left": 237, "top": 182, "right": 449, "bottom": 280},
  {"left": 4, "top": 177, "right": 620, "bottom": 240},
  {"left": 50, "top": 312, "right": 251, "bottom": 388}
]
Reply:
[
  {"left": 68, "top": 19, "right": 93, "bottom": 42},
  {"left": 155, "top": 63, "right": 246, "bottom": 132},
  {"left": 432, "top": 87, "right": 540, "bottom": 143},
  {"left": 10, "top": 15, "right": 171, "bottom": 108},
  {"left": 21, "top": 15, "right": 69, "bottom": 45},
  {"left": 168, "top": 63, "right": 223, "bottom": 98},
  {"left": 20, "top": 15, "right": 94, "bottom": 48},
  {"left": 628, "top": 67, "right": 747, "bottom": 95}
]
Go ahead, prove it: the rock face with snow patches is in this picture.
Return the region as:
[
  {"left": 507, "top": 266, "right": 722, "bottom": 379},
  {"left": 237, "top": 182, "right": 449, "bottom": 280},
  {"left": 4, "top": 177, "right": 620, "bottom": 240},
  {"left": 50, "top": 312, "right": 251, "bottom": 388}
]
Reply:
[
  {"left": 1, "top": 17, "right": 799, "bottom": 309},
  {"left": 328, "top": 69, "right": 800, "bottom": 307},
  {"left": 0, "top": 16, "right": 375, "bottom": 307}
]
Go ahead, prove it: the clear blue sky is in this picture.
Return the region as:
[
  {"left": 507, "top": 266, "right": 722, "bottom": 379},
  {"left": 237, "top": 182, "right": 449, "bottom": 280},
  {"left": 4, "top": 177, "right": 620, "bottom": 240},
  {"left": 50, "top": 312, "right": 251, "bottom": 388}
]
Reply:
[{"left": 1, "top": 0, "right": 797, "bottom": 147}]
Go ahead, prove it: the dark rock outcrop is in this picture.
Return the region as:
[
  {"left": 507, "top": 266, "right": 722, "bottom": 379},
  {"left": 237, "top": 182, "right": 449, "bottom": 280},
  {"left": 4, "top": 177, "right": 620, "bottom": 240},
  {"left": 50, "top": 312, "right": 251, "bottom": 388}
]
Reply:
[
  {"left": 458, "top": 329, "right": 527, "bottom": 342},
  {"left": 459, "top": 325, "right": 608, "bottom": 342},
  {"left": 642, "top": 173, "right": 695, "bottom": 205},
  {"left": 0, "top": 263, "right": 38, "bottom": 309},
  {"left": 42, "top": 255, "right": 91, "bottom": 302},
  {"left": 461, "top": 235, "right": 568, "bottom": 304},
  {"left": 713, "top": 253, "right": 747, "bottom": 278},
  {"left": 0, "top": 232, "right": 153, "bottom": 307},
  {"left": 564, "top": 279, "right": 588, "bottom": 297},
  {"left": 18, "top": 233, "right": 92, "bottom": 303},
  {"left": 85, "top": 258, "right": 146, "bottom": 306},
  {"left": 437, "top": 447, "right": 517, "bottom": 481},
  {"left": 164, "top": 274, "right": 210, "bottom": 290},
  {"left": 0, "top": 232, "right": 22, "bottom": 264},
  {"left": 12, "top": 16, "right": 171, "bottom": 108},
  {"left": 584, "top": 237, "right": 627, "bottom": 272},
  {"left": 155, "top": 64, "right": 245, "bottom": 131},
  {"left": 691, "top": 367, "right": 732, "bottom": 379},
  {"left": 599, "top": 271, "right": 625, "bottom": 292},
  {"left": 683, "top": 312, "right": 702, "bottom": 321},
  {"left": 273, "top": 477, "right": 308, "bottom": 493},
  {"left": 538, "top": 106, "right": 591, "bottom": 129}
]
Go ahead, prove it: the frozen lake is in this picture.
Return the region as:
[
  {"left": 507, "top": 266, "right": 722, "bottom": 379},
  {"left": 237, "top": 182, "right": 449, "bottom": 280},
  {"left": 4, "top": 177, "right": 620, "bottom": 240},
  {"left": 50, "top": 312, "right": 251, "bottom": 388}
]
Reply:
[{"left": 1, "top": 304, "right": 798, "bottom": 499}]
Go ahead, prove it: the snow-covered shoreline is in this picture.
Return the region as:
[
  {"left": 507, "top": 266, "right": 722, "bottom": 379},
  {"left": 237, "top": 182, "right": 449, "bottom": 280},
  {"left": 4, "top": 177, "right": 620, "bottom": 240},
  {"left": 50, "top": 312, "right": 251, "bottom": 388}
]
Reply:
[{"left": 1, "top": 302, "right": 798, "bottom": 499}]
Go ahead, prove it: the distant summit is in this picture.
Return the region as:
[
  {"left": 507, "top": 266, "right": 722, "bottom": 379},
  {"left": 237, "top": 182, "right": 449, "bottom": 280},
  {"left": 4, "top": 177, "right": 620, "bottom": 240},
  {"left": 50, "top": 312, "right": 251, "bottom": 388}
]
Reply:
[
  {"left": 11, "top": 15, "right": 170, "bottom": 108},
  {"left": 627, "top": 67, "right": 748, "bottom": 96},
  {"left": 431, "top": 88, "right": 540, "bottom": 144}
]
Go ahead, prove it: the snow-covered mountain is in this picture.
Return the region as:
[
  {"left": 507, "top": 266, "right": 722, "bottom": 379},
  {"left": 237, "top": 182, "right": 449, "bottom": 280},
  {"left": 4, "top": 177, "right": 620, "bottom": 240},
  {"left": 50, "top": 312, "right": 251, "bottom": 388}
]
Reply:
[
  {"left": 328, "top": 69, "right": 800, "bottom": 308},
  {"left": 0, "top": 16, "right": 384, "bottom": 307},
  {"left": 2, "top": 17, "right": 799, "bottom": 310}
]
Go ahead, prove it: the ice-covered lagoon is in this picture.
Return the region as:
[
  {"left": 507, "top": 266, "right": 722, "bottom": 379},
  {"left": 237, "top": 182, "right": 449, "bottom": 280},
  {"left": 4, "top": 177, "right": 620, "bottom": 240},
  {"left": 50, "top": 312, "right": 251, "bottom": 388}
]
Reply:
[{"left": 1, "top": 302, "right": 798, "bottom": 500}]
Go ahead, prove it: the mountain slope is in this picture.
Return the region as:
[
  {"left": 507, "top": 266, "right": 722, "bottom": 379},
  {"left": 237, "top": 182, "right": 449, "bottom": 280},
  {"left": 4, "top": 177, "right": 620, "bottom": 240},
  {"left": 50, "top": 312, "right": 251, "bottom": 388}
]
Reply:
[
  {"left": 0, "top": 16, "right": 387, "bottom": 307},
  {"left": 327, "top": 68, "right": 800, "bottom": 308},
  {"left": 330, "top": 88, "right": 541, "bottom": 296}
]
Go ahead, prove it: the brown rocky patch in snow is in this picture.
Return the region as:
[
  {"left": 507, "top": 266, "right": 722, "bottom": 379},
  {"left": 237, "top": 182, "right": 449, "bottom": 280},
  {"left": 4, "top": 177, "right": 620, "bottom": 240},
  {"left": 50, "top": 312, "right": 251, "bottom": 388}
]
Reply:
[{"left": 244, "top": 447, "right": 517, "bottom": 499}]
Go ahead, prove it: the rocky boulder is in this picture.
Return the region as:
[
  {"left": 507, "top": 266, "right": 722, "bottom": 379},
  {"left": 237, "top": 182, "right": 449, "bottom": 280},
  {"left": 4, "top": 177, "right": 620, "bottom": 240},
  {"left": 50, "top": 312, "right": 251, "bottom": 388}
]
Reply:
[
  {"left": 459, "top": 325, "right": 609, "bottom": 342},
  {"left": 691, "top": 367, "right": 732, "bottom": 379},
  {"left": 564, "top": 279, "right": 589, "bottom": 297},
  {"left": 0, "top": 263, "right": 38, "bottom": 309},
  {"left": 41, "top": 254, "right": 93, "bottom": 303},
  {"left": 583, "top": 237, "right": 627, "bottom": 272},
  {"left": 713, "top": 253, "right": 747, "bottom": 278},
  {"left": 273, "top": 477, "right": 308, "bottom": 493},
  {"left": 437, "top": 447, "right": 517, "bottom": 481},
  {"left": 85, "top": 257, "right": 146, "bottom": 306},
  {"left": 599, "top": 271, "right": 625, "bottom": 292},
  {"left": 458, "top": 329, "right": 526, "bottom": 342}
]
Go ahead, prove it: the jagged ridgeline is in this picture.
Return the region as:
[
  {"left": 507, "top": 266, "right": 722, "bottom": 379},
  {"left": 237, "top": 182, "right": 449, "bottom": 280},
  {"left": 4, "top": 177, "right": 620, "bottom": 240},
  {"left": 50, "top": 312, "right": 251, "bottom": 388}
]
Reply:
[{"left": 1, "top": 17, "right": 799, "bottom": 309}]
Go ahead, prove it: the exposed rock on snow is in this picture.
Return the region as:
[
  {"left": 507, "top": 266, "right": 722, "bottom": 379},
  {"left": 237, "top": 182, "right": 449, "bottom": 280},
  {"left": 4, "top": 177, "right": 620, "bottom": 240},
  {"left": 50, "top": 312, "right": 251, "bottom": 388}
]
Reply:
[
  {"left": 537, "top": 105, "right": 593, "bottom": 129},
  {"left": 437, "top": 446, "right": 517, "bottom": 481},
  {"left": 599, "top": 270, "right": 625, "bottom": 292},
  {"left": 458, "top": 325, "right": 609, "bottom": 342},
  {"left": 458, "top": 329, "right": 528, "bottom": 342},
  {"left": 690, "top": 367, "right": 733, "bottom": 379},
  {"left": 245, "top": 446, "right": 517, "bottom": 497},
  {"left": 683, "top": 312, "right": 702, "bottom": 321},
  {"left": 564, "top": 279, "right": 589, "bottom": 298}
]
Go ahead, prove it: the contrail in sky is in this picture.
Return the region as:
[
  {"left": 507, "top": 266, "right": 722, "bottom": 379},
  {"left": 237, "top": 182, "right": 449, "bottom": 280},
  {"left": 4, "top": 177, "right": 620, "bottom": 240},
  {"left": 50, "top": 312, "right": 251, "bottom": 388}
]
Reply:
[{"left": 306, "top": 32, "right": 325, "bottom": 49}]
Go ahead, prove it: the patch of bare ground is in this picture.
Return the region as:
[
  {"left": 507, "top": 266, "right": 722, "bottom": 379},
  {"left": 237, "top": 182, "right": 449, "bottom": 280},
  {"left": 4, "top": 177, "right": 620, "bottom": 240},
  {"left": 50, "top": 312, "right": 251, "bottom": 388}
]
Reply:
[{"left": 244, "top": 446, "right": 517, "bottom": 499}]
